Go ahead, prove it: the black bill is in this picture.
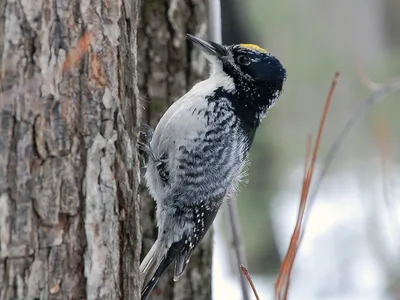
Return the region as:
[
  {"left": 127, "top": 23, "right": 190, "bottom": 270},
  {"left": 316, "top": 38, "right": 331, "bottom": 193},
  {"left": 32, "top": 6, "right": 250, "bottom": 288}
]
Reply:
[{"left": 186, "top": 34, "right": 227, "bottom": 58}]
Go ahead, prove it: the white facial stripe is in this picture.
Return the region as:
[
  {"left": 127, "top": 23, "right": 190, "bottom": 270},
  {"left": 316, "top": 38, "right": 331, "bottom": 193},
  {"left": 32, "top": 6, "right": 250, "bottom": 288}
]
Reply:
[{"left": 223, "top": 51, "right": 255, "bottom": 82}]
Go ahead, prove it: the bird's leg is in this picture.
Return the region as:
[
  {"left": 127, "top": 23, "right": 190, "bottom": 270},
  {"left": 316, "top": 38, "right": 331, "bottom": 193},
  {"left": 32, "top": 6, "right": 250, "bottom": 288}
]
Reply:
[
  {"left": 138, "top": 124, "right": 169, "bottom": 182},
  {"left": 156, "top": 153, "right": 169, "bottom": 182},
  {"left": 138, "top": 141, "right": 158, "bottom": 162},
  {"left": 138, "top": 124, "right": 157, "bottom": 164},
  {"left": 140, "top": 124, "right": 154, "bottom": 142}
]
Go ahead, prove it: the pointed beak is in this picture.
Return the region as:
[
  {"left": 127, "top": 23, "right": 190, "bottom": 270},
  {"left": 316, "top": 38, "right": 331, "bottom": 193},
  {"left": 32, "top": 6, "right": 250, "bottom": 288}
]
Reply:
[{"left": 186, "top": 34, "right": 227, "bottom": 58}]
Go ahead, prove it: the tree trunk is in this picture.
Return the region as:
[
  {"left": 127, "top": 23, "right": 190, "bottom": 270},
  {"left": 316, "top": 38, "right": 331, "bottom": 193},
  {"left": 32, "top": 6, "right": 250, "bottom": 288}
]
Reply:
[
  {"left": 0, "top": 0, "right": 142, "bottom": 299},
  {"left": 138, "top": 1, "right": 213, "bottom": 300},
  {"left": 0, "top": 0, "right": 213, "bottom": 299}
]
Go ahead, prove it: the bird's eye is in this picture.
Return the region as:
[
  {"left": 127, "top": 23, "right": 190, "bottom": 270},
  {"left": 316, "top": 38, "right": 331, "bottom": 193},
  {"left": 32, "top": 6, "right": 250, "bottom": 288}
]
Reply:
[{"left": 236, "top": 55, "right": 251, "bottom": 66}]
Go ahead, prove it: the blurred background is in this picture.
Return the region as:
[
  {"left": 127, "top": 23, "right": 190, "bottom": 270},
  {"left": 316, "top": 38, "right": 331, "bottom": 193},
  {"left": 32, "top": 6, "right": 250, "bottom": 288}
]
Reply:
[{"left": 212, "top": 0, "right": 400, "bottom": 299}]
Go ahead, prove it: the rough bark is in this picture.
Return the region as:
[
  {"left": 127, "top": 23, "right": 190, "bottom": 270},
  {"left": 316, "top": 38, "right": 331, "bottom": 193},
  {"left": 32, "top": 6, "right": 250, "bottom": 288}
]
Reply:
[
  {"left": 0, "top": 0, "right": 141, "bottom": 299},
  {"left": 138, "top": 0, "right": 213, "bottom": 299}
]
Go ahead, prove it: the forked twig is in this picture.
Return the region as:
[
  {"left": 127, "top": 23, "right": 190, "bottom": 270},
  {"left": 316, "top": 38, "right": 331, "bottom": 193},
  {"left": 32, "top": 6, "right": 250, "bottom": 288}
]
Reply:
[
  {"left": 357, "top": 61, "right": 384, "bottom": 91},
  {"left": 275, "top": 72, "right": 340, "bottom": 300},
  {"left": 303, "top": 74, "right": 400, "bottom": 232}
]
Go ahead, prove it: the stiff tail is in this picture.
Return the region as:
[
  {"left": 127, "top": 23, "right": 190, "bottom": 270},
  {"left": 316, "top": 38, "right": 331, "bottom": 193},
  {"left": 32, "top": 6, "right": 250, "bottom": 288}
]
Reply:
[
  {"left": 173, "top": 250, "right": 193, "bottom": 282},
  {"left": 140, "top": 238, "right": 192, "bottom": 300},
  {"left": 140, "top": 240, "right": 161, "bottom": 285},
  {"left": 140, "top": 240, "right": 174, "bottom": 300}
]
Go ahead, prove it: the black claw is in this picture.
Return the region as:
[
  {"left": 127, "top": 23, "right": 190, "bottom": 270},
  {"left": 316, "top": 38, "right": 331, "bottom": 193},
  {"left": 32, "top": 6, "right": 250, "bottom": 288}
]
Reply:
[
  {"left": 156, "top": 161, "right": 169, "bottom": 182},
  {"left": 137, "top": 141, "right": 147, "bottom": 149},
  {"left": 140, "top": 123, "right": 154, "bottom": 132},
  {"left": 140, "top": 124, "right": 154, "bottom": 141},
  {"left": 138, "top": 124, "right": 169, "bottom": 183},
  {"left": 138, "top": 142, "right": 158, "bottom": 162}
]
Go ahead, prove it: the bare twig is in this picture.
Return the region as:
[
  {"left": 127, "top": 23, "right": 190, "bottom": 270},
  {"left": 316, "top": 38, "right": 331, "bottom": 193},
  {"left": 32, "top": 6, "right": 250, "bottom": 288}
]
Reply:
[
  {"left": 357, "top": 61, "right": 384, "bottom": 91},
  {"left": 208, "top": 0, "right": 249, "bottom": 299},
  {"left": 275, "top": 72, "right": 339, "bottom": 300},
  {"left": 227, "top": 196, "right": 249, "bottom": 300},
  {"left": 275, "top": 136, "right": 312, "bottom": 300},
  {"left": 303, "top": 74, "right": 400, "bottom": 232},
  {"left": 240, "top": 265, "right": 260, "bottom": 300}
]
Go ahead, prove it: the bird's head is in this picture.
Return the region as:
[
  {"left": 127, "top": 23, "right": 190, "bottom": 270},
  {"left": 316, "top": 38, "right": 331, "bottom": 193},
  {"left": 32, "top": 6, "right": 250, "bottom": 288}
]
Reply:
[
  {"left": 187, "top": 34, "right": 286, "bottom": 129},
  {"left": 187, "top": 34, "right": 286, "bottom": 96}
]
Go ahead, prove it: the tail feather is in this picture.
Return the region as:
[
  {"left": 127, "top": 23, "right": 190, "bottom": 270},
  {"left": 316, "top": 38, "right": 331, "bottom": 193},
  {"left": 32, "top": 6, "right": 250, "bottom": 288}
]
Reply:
[
  {"left": 140, "top": 240, "right": 162, "bottom": 288},
  {"left": 141, "top": 255, "right": 174, "bottom": 300},
  {"left": 140, "top": 239, "right": 175, "bottom": 300},
  {"left": 173, "top": 251, "right": 193, "bottom": 282},
  {"left": 140, "top": 238, "right": 191, "bottom": 300}
]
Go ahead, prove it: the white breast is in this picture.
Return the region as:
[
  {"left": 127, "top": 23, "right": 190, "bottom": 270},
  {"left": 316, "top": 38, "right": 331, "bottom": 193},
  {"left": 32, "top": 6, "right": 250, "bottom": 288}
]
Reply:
[{"left": 145, "top": 73, "right": 235, "bottom": 203}]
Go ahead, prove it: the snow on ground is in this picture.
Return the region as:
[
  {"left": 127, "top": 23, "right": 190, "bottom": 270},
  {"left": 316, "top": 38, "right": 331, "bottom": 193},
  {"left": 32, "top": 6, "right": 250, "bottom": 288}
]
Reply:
[{"left": 213, "top": 163, "right": 400, "bottom": 300}]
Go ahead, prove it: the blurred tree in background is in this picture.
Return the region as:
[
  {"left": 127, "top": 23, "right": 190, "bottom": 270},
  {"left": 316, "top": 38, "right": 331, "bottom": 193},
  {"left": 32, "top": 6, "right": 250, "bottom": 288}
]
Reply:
[{"left": 218, "top": 0, "right": 400, "bottom": 298}]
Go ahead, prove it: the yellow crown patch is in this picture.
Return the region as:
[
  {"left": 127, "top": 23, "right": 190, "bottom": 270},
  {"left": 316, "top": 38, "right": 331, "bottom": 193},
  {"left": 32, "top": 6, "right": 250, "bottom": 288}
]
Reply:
[{"left": 240, "top": 44, "right": 269, "bottom": 53}]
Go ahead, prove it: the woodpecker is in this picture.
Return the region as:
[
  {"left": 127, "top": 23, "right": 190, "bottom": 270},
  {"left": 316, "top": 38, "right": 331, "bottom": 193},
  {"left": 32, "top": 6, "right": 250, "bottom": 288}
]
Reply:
[{"left": 140, "top": 34, "right": 286, "bottom": 300}]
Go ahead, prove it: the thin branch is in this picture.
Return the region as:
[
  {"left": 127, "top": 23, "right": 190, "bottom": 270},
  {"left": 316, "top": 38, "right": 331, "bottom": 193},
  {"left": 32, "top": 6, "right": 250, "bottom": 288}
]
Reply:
[
  {"left": 307, "top": 72, "right": 340, "bottom": 178},
  {"left": 275, "top": 137, "right": 313, "bottom": 300},
  {"left": 240, "top": 265, "right": 260, "bottom": 300},
  {"left": 303, "top": 75, "right": 400, "bottom": 233},
  {"left": 303, "top": 135, "right": 313, "bottom": 187},
  {"left": 227, "top": 196, "right": 250, "bottom": 300},
  {"left": 208, "top": 0, "right": 249, "bottom": 299},
  {"left": 357, "top": 61, "right": 384, "bottom": 92},
  {"left": 275, "top": 72, "right": 339, "bottom": 300}
]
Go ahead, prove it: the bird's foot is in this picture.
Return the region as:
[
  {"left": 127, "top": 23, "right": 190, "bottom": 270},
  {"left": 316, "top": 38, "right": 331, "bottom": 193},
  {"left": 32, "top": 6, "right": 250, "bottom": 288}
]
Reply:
[
  {"left": 138, "top": 124, "right": 157, "bottom": 165},
  {"left": 156, "top": 153, "right": 169, "bottom": 182},
  {"left": 140, "top": 124, "right": 154, "bottom": 142}
]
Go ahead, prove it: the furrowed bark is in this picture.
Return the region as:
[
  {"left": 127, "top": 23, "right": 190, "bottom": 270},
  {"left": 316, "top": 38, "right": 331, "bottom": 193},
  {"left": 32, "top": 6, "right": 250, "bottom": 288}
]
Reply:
[
  {"left": 0, "top": 0, "right": 141, "bottom": 299},
  {"left": 0, "top": 0, "right": 213, "bottom": 299}
]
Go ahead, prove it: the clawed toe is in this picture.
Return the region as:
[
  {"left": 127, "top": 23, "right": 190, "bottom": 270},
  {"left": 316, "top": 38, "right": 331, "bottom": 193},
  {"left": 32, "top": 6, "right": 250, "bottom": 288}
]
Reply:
[
  {"left": 140, "top": 124, "right": 154, "bottom": 141},
  {"left": 138, "top": 141, "right": 158, "bottom": 162}
]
